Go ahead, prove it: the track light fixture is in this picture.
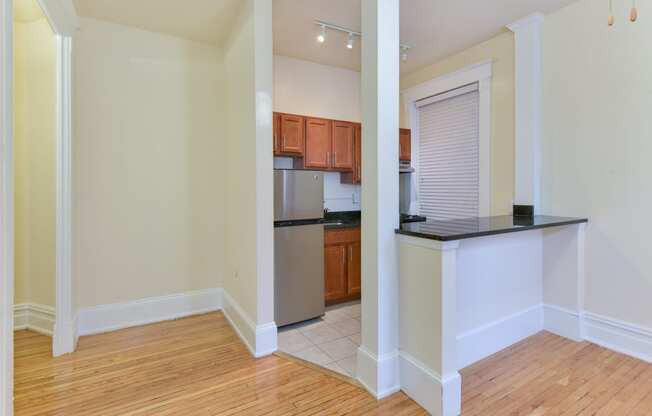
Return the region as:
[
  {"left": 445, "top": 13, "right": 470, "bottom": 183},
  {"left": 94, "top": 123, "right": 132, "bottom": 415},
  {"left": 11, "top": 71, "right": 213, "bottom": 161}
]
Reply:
[
  {"left": 317, "top": 24, "right": 326, "bottom": 43},
  {"left": 314, "top": 20, "right": 411, "bottom": 61}
]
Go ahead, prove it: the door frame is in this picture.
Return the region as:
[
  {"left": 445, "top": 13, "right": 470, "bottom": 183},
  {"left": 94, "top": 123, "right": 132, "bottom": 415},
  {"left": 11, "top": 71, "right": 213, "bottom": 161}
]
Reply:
[{"left": 1, "top": 0, "right": 77, "bottom": 413}]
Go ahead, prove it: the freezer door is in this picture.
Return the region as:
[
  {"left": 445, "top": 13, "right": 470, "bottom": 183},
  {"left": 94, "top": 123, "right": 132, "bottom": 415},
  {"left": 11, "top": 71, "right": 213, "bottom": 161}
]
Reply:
[
  {"left": 274, "top": 170, "right": 324, "bottom": 221},
  {"left": 274, "top": 224, "right": 325, "bottom": 327}
]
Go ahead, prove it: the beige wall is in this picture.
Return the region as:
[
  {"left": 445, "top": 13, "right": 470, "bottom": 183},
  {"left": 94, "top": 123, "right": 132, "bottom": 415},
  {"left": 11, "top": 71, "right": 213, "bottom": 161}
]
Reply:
[
  {"left": 73, "top": 18, "right": 225, "bottom": 308},
  {"left": 13, "top": 16, "right": 56, "bottom": 307},
  {"left": 542, "top": 0, "right": 652, "bottom": 327},
  {"left": 400, "top": 32, "right": 515, "bottom": 216},
  {"left": 223, "top": 0, "right": 274, "bottom": 326},
  {"left": 273, "top": 54, "right": 361, "bottom": 122}
]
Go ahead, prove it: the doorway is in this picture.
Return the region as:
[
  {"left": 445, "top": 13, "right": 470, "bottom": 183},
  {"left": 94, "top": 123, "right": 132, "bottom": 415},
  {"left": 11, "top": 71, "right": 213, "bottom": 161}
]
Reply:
[{"left": 1, "top": 0, "right": 74, "bottom": 413}]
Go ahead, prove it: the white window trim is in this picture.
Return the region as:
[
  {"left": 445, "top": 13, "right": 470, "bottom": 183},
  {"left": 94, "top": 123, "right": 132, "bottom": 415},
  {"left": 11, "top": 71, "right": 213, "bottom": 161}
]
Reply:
[{"left": 402, "top": 60, "right": 492, "bottom": 218}]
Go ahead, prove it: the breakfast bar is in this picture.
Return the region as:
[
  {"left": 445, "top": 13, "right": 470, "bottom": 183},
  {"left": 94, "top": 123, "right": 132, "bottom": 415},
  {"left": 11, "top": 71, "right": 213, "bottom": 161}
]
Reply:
[{"left": 395, "top": 215, "right": 588, "bottom": 416}]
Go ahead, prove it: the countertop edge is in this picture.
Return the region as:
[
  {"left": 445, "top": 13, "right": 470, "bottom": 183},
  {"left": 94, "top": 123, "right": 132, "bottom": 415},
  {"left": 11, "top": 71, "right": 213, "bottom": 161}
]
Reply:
[{"left": 395, "top": 217, "right": 588, "bottom": 242}]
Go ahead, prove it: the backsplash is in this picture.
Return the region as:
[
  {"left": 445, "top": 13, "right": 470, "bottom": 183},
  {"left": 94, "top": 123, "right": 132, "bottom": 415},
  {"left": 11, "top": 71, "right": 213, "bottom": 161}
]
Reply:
[{"left": 274, "top": 157, "right": 361, "bottom": 212}]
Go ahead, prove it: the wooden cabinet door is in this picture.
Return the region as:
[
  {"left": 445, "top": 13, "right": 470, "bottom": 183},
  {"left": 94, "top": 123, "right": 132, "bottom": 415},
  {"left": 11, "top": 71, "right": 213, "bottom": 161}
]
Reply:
[
  {"left": 332, "top": 121, "right": 355, "bottom": 171},
  {"left": 325, "top": 244, "right": 348, "bottom": 302},
  {"left": 304, "top": 117, "right": 332, "bottom": 169},
  {"left": 273, "top": 113, "right": 281, "bottom": 155},
  {"left": 354, "top": 124, "right": 362, "bottom": 183},
  {"left": 399, "top": 128, "right": 411, "bottom": 161},
  {"left": 280, "top": 114, "right": 305, "bottom": 154},
  {"left": 347, "top": 241, "right": 361, "bottom": 296}
]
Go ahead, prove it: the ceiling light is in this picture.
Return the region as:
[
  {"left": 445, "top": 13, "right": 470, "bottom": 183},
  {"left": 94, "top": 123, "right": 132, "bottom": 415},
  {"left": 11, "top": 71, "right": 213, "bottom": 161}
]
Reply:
[
  {"left": 347, "top": 33, "right": 354, "bottom": 49},
  {"left": 317, "top": 25, "right": 326, "bottom": 43}
]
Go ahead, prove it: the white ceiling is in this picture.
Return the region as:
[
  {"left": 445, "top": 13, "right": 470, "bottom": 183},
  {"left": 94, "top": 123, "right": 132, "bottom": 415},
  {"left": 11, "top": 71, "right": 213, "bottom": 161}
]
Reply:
[
  {"left": 14, "top": 0, "right": 46, "bottom": 23},
  {"left": 274, "top": 0, "right": 579, "bottom": 74},
  {"left": 72, "top": 0, "right": 578, "bottom": 74},
  {"left": 73, "top": 0, "right": 243, "bottom": 46}
]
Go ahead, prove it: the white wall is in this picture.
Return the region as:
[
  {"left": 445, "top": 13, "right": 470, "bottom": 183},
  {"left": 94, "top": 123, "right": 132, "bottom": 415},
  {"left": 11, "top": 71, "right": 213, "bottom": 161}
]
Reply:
[
  {"left": 273, "top": 55, "right": 361, "bottom": 212},
  {"left": 73, "top": 18, "right": 225, "bottom": 309},
  {"left": 542, "top": 0, "right": 652, "bottom": 328},
  {"left": 13, "top": 16, "right": 56, "bottom": 308}
]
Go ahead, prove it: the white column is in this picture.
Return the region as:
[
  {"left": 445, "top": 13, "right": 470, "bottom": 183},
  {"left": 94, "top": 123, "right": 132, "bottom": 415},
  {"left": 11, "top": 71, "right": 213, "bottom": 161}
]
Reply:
[
  {"left": 507, "top": 13, "right": 544, "bottom": 212},
  {"left": 54, "top": 35, "right": 76, "bottom": 356},
  {"left": 358, "top": 0, "right": 401, "bottom": 399},
  {"left": 0, "top": 0, "right": 14, "bottom": 414},
  {"left": 253, "top": 0, "right": 277, "bottom": 356}
]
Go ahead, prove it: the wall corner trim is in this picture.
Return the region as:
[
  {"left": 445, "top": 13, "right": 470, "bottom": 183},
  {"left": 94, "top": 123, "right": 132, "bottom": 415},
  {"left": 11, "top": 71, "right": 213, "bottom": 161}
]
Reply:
[
  {"left": 399, "top": 351, "right": 461, "bottom": 416},
  {"left": 506, "top": 12, "right": 545, "bottom": 32},
  {"left": 356, "top": 346, "right": 401, "bottom": 400},
  {"left": 222, "top": 290, "right": 277, "bottom": 358}
]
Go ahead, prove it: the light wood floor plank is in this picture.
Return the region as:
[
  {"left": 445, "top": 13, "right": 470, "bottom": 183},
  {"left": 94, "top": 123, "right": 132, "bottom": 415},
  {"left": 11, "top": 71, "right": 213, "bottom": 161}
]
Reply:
[{"left": 14, "top": 314, "right": 652, "bottom": 415}]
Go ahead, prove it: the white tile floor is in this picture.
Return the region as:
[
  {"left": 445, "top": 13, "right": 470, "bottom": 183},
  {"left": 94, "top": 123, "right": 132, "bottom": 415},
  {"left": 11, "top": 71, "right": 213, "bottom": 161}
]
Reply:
[{"left": 278, "top": 301, "right": 361, "bottom": 378}]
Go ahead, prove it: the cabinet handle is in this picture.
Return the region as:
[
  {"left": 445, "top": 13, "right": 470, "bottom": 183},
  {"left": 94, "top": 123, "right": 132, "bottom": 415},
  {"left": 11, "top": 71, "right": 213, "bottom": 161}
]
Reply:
[
  {"left": 333, "top": 152, "right": 337, "bottom": 166},
  {"left": 349, "top": 246, "right": 353, "bottom": 262},
  {"left": 282, "top": 135, "right": 287, "bottom": 146},
  {"left": 274, "top": 134, "right": 278, "bottom": 150},
  {"left": 327, "top": 152, "right": 331, "bottom": 167}
]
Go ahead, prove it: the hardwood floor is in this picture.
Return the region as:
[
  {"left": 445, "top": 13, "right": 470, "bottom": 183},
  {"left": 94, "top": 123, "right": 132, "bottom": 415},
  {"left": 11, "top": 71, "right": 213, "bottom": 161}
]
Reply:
[
  {"left": 461, "top": 331, "right": 652, "bottom": 416},
  {"left": 14, "top": 312, "right": 425, "bottom": 416},
  {"left": 14, "top": 314, "right": 652, "bottom": 415}
]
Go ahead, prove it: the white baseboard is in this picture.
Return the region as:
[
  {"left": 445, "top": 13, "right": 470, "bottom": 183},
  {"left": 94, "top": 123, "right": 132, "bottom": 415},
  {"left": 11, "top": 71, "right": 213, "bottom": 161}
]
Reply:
[
  {"left": 77, "top": 288, "right": 223, "bottom": 336},
  {"left": 222, "top": 290, "right": 277, "bottom": 358},
  {"left": 14, "top": 303, "right": 55, "bottom": 336},
  {"left": 543, "top": 303, "right": 583, "bottom": 342},
  {"left": 457, "top": 304, "right": 543, "bottom": 369},
  {"left": 399, "top": 351, "right": 460, "bottom": 416},
  {"left": 356, "top": 346, "right": 401, "bottom": 400},
  {"left": 583, "top": 312, "right": 652, "bottom": 364}
]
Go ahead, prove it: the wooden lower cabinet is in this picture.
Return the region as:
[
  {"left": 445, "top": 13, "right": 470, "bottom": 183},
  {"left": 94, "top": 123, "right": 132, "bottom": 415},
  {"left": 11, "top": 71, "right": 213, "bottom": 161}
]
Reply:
[
  {"left": 324, "top": 227, "right": 361, "bottom": 305},
  {"left": 324, "top": 245, "right": 348, "bottom": 302}
]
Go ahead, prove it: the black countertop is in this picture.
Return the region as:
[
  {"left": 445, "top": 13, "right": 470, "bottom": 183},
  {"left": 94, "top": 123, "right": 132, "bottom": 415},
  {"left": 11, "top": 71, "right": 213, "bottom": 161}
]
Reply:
[
  {"left": 323, "top": 211, "right": 361, "bottom": 230},
  {"left": 396, "top": 215, "right": 588, "bottom": 242}
]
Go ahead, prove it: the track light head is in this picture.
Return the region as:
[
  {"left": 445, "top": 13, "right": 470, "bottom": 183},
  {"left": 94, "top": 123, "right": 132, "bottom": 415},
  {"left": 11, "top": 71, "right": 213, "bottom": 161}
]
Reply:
[
  {"left": 317, "top": 25, "right": 326, "bottom": 43},
  {"left": 401, "top": 46, "right": 409, "bottom": 62},
  {"left": 346, "top": 33, "right": 354, "bottom": 49}
]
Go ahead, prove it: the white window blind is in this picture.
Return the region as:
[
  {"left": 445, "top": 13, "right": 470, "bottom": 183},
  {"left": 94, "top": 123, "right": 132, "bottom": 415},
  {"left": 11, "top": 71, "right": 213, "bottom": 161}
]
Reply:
[{"left": 417, "top": 84, "right": 480, "bottom": 221}]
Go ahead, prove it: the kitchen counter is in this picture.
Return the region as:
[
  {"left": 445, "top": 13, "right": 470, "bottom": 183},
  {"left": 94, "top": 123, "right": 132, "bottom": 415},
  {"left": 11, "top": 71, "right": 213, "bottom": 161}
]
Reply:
[
  {"left": 396, "top": 215, "right": 588, "bottom": 241},
  {"left": 323, "top": 211, "right": 361, "bottom": 230},
  {"left": 397, "top": 213, "right": 587, "bottom": 415}
]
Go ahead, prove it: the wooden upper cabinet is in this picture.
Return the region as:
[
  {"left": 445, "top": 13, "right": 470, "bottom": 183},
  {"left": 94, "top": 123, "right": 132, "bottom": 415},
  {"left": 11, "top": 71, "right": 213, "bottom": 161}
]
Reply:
[
  {"left": 354, "top": 124, "right": 362, "bottom": 183},
  {"left": 304, "top": 118, "right": 332, "bottom": 169},
  {"left": 273, "top": 113, "right": 281, "bottom": 155},
  {"left": 399, "top": 128, "right": 412, "bottom": 161},
  {"left": 331, "top": 121, "right": 355, "bottom": 171},
  {"left": 279, "top": 114, "right": 305, "bottom": 154}
]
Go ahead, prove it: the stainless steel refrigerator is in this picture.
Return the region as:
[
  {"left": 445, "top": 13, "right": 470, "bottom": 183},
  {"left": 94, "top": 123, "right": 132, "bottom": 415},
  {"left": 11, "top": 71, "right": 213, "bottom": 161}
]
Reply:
[{"left": 274, "top": 169, "right": 325, "bottom": 327}]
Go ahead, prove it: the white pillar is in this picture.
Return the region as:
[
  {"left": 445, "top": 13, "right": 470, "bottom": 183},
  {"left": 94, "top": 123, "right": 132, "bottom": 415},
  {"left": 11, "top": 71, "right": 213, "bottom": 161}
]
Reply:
[
  {"left": 358, "top": 0, "right": 401, "bottom": 399},
  {"left": 0, "top": 0, "right": 14, "bottom": 414},
  {"left": 507, "top": 13, "right": 544, "bottom": 212}
]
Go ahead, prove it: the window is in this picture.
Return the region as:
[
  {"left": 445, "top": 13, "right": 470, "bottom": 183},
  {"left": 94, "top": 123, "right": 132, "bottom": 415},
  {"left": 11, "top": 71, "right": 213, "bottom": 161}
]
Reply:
[{"left": 417, "top": 83, "right": 480, "bottom": 221}]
